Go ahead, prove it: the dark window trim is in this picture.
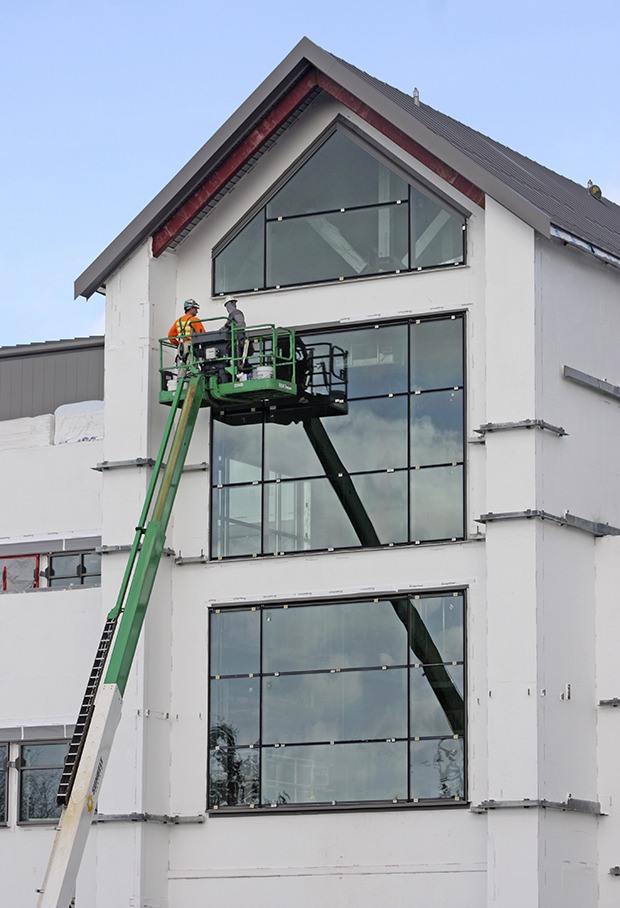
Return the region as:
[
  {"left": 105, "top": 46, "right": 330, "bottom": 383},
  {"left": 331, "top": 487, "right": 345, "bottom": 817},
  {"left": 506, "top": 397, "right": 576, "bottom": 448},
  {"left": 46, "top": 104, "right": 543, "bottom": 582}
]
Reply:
[{"left": 16, "top": 739, "right": 69, "bottom": 825}]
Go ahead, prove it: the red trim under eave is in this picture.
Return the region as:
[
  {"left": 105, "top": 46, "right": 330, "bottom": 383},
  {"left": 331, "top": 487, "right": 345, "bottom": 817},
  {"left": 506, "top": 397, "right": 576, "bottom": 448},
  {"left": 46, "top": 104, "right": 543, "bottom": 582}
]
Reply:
[{"left": 152, "top": 68, "right": 484, "bottom": 256}]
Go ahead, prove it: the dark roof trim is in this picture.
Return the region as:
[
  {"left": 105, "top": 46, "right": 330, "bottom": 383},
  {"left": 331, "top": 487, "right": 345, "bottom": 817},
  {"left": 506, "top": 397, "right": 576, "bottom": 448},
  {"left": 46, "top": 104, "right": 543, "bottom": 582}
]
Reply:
[
  {"left": 0, "top": 336, "right": 104, "bottom": 360},
  {"left": 75, "top": 37, "right": 554, "bottom": 300}
]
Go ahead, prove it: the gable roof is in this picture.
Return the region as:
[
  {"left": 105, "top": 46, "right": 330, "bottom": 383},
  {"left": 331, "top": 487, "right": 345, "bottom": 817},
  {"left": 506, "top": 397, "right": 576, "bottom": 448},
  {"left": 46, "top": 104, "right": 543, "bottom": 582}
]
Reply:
[{"left": 75, "top": 38, "right": 620, "bottom": 300}]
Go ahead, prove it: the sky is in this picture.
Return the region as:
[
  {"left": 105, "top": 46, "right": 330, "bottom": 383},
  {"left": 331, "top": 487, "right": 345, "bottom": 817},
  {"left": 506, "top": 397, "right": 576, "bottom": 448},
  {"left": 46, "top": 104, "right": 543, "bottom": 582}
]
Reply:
[{"left": 1, "top": 0, "right": 619, "bottom": 349}]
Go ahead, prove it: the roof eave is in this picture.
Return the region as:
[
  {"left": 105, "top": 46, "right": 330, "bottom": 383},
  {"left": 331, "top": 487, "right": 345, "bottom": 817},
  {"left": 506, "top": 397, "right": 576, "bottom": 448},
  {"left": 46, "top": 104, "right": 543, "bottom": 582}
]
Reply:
[{"left": 75, "top": 37, "right": 551, "bottom": 300}]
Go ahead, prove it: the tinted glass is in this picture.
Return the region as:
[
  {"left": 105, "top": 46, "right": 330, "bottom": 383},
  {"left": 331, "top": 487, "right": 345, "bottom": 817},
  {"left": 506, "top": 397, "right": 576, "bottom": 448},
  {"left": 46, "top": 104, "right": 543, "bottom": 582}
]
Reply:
[
  {"left": 210, "top": 608, "right": 260, "bottom": 676},
  {"left": 19, "top": 742, "right": 67, "bottom": 821},
  {"left": 263, "top": 477, "right": 359, "bottom": 553},
  {"left": 263, "top": 669, "right": 407, "bottom": 744},
  {"left": 211, "top": 485, "right": 262, "bottom": 558},
  {"left": 410, "top": 665, "right": 464, "bottom": 736},
  {"left": 267, "top": 131, "right": 409, "bottom": 217},
  {"left": 411, "top": 186, "right": 465, "bottom": 269},
  {"left": 49, "top": 555, "right": 80, "bottom": 578},
  {"left": 410, "top": 466, "right": 464, "bottom": 540},
  {"left": 212, "top": 419, "right": 262, "bottom": 484},
  {"left": 410, "top": 737, "right": 464, "bottom": 799},
  {"left": 209, "top": 677, "right": 260, "bottom": 747},
  {"left": 410, "top": 390, "right": 464, "bottom": 465},
  {"left": 411, "top": 318, "right": 463, "bottom": 391},
  {"left": 262, "top": 740, "right": 408, "bottom": 805},
  {"left": 320, "top": 396, "right": 408, "bottom": 473},
  {"left": 350, "top": 471, "right": 409, "bottom": 544},
  {"left": 411, "top": 595, "right": 464, "bottom": 663},
  {"left": 214, "top": 212, "right": 265, "bottom": 294},
  {"left": 209, "top": 746, "right": 259, "bottom": 807},
  {"left": 263, "top": 600, "right": 408, "bottom": 673},
  {"left": 83, "top": 553, "right": 101, "bottom": 575},
  {"left": 267, "top": 205, "right": 408, "bottom": 288}
]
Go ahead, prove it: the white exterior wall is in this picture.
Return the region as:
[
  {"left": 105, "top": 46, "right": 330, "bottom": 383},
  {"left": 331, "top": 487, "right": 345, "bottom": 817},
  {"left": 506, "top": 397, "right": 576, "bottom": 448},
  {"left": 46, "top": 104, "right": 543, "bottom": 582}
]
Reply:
[{"left": 0, "top": 430, "right": 103, "bottom": 907}]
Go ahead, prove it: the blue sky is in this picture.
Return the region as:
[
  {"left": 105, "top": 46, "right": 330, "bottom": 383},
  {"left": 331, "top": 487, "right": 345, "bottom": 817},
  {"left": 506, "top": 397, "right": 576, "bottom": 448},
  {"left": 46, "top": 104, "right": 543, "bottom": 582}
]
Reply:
[{"left": 1, "top": 0, "right": 618, "bottom": 348}]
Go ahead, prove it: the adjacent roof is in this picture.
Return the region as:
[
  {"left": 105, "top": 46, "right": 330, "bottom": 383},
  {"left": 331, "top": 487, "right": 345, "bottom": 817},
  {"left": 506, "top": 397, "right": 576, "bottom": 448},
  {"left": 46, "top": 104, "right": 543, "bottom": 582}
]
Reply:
[{"left": 75, "top": 38, "right": 620, "bottom": 300}]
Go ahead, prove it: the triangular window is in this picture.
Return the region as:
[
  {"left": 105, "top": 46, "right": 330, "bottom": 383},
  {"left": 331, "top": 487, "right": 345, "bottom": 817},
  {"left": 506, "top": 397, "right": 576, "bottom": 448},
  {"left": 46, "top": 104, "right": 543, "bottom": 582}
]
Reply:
[{"left": 213, "top": 130, "right": 466, "bottom": 295}]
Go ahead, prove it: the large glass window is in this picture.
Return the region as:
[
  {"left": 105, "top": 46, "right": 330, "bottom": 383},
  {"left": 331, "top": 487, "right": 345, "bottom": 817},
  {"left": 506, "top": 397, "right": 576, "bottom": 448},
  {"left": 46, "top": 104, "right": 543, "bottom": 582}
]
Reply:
[
  {"left": 18, "top": 742, "right": 67, "bottom": 822},
  {"left": 45, "top": 551, "right": 102, "bottom": 588},
  {"left": 211, "top": 315, "right": 465, "bottom": 559},
  {"left": 214, "top": 131, "right": 466, "bottom": 294},
  {"left": 208, "top": 591, "right": 465, "bottom": 809}
]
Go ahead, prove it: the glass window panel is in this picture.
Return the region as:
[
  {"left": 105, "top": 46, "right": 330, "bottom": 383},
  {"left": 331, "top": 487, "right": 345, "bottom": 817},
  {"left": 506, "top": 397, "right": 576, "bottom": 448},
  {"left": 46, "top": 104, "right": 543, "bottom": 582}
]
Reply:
[
  {"left": 211, "top": 485, "right": 262, "bottom": 558},
  {"left": 19, "top": 742, "right": 67, "bottom": 822},
  {"left": 212, "top": 419, "right": 262, "bottom": 485},
  {"left": 21, "top": 743, "right": 67, "bottom": 767},
  {"left": 214, "top": 212, "right": 265, "bottom": 294},
  {"left": 263, "top": 477, "right": 359, "bottom": 553},
  {"left": 410, "top": 665, "right": 464, "bottom": 737},
  {"left": 322, "top": 396, "right": 408, "bottom": 473},
  {"left": 411, "top": 390, "right": 463, "bottom": 466},
  {"left": 411, "top": 595, "right": 464, "bottom": 664},
  {"left": 410, "top": 317, "right": 463, "bottom": 391},
  {"left": 263, "top": 600, "right": 408, "bottom": 674},
  {"left": 267, "top": 205, "right": 408, "bottom": 288},
  {"left": 82, "top": 553, "right": 101, "bottom": 575},
  {"left": 82, "top": 574, "right": 100, "bottom": 587},
  {"left": 410, "top": 466, "right": 464, "bottom": 541},
  {"left": 263, "top": 669, "right": 407, "bottom": 745},
  {"left": 267, "top": 131, "right": 409, "bottom": 218},
  {"left": 301, "top": 324, "right": 408, "bottom": 398},
  {"left": 49, "top": 554, "right": 80, "bottom": 577},
  {"left": 20, "top": 769, "right": 63, "bottom": 821},
  {"left": 0, "top": 556, "right": 38, "bottom": 592},
  {"left": 209, "top": 746, "right": 259, "bottom": 808},
  {"left": 262, "top": 740, "right": 407, "bottom": 805},
  {"left": 264, "top": 420, "right": 326, "bottom": 481},
  {"left": 411, "top": 187, "right": 465, "bottom": 269},
  {"left": 350, "top": 471, "right": 408, "bottom": 545},
  {"left": 210, "top": 609, "right": 260, "bottom": 677},
  {"left": 210, "top": 677, "right": 260, "bottom": 747},
  {"left": 410, "top": 737, "right": 464, "bottom": 800}
]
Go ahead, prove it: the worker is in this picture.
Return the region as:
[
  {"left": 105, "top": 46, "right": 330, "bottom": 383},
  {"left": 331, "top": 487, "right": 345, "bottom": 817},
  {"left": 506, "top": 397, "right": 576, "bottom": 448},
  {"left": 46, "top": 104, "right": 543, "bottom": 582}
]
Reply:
[
  {"left": 168, "top": 299, "right": 205, "bottom": 348},
  {"left": 223, "top": 298, "right": 253, "bottom": 372}
]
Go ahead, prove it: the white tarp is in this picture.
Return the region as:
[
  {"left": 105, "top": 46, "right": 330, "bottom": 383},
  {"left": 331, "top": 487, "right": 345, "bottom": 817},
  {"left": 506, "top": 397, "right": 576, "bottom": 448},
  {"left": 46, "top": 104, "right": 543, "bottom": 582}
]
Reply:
[
  {"left": 54, "top": 400, "right": 104, "bottom": 444},
  {"left": 0, "top": 413, "right": 55, "bottom": 450}
]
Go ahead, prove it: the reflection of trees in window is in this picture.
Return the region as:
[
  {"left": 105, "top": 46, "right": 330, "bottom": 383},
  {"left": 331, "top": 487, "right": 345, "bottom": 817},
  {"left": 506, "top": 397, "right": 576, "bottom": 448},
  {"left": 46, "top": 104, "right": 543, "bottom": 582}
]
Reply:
[
  {"left": 214, "top": 129, "right": 465, "bottom": 294},
  {"left": 208, "top": 594, "right": 465, "bottom": 810},
  {"left": 19, "top": 743, "right": 67, "bottom": 822},
  {"left": 211, "top": 315, "right": 465, "bottom": 559}
]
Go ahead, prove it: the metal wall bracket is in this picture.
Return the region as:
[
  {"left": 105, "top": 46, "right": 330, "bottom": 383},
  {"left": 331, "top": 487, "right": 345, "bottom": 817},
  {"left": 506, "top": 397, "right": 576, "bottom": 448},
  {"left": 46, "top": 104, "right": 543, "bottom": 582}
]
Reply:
[
  {"left": 563, "top": 365, "right": 620, "bottom": 401},
  {"left": 97, "top": 545, "right": 176, "bottom": 557},
  {"left": 471, "top": 797, "right": 603, "bottom": 815},
  {"left": 599, "top": 698, "right": 620, "bottom": 708},
  {"left": 175, "top": 551, "right": 208, "bottom": 565},
  {"left": 93, "top": 812, "right": 205, "bottom": 825},
  {"left": 93, "top": 458, "right": 156, "bottom": 472},
  {"left": 476, "top": 509, "right": 620, "bottom": 537},
  {"left": 474, "top": 419, "right": 567, "bottom": 437},
  {"left": 610, "top": 866, "right": 620, "bottom": 876}
]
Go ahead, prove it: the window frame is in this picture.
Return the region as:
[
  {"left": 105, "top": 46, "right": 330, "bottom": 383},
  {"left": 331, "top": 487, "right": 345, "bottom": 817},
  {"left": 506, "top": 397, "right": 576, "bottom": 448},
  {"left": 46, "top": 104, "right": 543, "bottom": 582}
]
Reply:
[
  {"left": 16, "top": 740, "right": 69, "bottom": 825},
  {"left": 212, "top": 124, "right": 468, "bottom": 296},
  {"left": 0, "top": 743, "right": 8, "bottom": 826},
  {"left": 208, "top": 588, "right": 467, "bottom": 814}
]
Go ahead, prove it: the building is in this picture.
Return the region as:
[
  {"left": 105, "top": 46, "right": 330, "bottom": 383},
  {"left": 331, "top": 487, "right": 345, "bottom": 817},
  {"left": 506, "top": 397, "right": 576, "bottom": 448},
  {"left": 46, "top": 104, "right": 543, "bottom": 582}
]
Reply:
[{"left": 2, "top": 36, "right": 620, "bottom": 907}]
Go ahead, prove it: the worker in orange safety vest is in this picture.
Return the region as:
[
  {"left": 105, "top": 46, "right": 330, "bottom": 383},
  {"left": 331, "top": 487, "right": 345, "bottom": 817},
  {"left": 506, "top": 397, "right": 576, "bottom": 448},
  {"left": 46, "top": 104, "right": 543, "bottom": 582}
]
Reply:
[{"left": 167, "top": 299, "right": 206, "bottom": 348}]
